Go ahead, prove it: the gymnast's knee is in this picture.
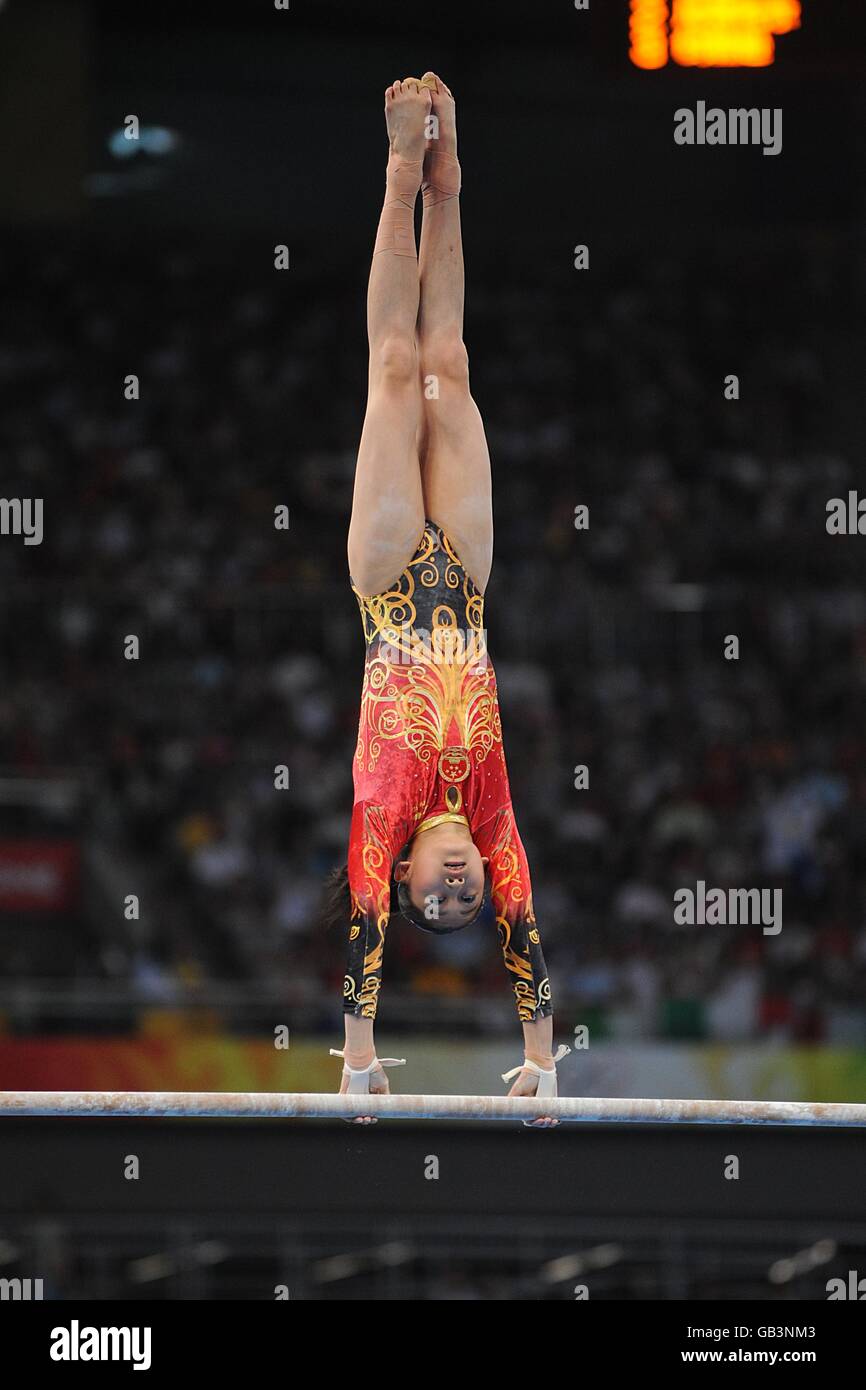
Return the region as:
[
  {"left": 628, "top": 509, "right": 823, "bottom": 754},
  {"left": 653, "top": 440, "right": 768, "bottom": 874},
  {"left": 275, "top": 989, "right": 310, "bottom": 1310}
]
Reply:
[
  {"left": 370, "top": 334, "right": 417, "bottom": 390},
  {"left": 419, "top": 330, "right": 470, "bottom": 391}
]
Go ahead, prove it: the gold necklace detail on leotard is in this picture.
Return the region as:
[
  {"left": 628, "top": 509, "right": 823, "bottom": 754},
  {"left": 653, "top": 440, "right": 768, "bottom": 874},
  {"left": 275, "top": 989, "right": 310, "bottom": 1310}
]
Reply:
[{"left": 414, "top": 811, "right": 469, "bottom": 836}]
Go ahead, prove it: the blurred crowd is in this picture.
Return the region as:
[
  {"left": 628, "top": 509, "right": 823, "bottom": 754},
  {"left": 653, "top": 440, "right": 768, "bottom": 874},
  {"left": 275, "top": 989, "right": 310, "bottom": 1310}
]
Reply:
[{"left": 1, "top": 229, "right": 865, "bottom": 1041}]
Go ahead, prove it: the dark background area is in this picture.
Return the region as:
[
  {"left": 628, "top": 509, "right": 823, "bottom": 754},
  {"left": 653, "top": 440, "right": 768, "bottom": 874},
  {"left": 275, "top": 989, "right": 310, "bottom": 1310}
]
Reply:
[
  {"left": 0, "top": 0, "right": 865, "bottom": 1300},
  {"left": 2, "top": 0, "right": 865, "bottom": 1041}
]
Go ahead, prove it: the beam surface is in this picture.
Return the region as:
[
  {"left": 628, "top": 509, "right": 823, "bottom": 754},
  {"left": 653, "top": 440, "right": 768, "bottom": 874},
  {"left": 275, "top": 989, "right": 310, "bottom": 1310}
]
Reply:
[{"left": 1, "top": 1092, "right": 865, "bottom": 1125}]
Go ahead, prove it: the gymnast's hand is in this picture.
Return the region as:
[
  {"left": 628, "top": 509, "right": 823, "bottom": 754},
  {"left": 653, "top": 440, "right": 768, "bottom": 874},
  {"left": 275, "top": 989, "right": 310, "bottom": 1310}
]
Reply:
[
  {"left": 506, "top": 1064, "right": 559, "bottom": 1129},
  {"left": 339, "top": 1056, "right": 391, "bottom": 1125}
]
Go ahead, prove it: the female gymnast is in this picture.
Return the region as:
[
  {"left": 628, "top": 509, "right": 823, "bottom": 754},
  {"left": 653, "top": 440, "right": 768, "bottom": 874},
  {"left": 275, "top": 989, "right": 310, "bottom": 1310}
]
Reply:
[{"left": 324, "top": 73, "right": 568, "bottom": 1123}]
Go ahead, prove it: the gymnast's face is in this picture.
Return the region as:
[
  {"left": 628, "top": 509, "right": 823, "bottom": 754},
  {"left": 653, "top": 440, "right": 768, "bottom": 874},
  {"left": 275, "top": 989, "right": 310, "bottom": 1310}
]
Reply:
[{"left": 395, "top": 828, "right": 488, "bottom": 931}]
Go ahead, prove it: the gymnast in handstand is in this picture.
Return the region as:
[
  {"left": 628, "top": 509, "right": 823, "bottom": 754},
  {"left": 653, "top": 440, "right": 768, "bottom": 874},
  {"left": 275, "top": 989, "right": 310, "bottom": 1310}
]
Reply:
[{"left": 323, "top": 74, "right": 568, "bottom": 1123}]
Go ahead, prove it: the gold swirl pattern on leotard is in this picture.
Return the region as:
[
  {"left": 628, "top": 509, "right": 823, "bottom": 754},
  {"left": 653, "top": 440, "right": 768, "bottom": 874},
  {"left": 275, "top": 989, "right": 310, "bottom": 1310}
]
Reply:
[
  {"left": 484, "top": 806, "right": 545, "bottom": 1022},
  {"left": 345, "top": 802, "right": 393, "bottom": 1019},
  {"left": 353, "top": 523, "right": 479, "bottom": 648},
  {"left": 344, "top": 521, "right": 553, "bottom": 1025},
  {"left": 352, "top": 522, "right": 500, "bottom": 776}
]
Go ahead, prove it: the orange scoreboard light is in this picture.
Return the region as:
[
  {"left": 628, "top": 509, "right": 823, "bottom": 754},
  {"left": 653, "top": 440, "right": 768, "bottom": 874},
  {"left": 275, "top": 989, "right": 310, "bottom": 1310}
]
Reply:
[{"left": 630, "top": 0, "right": 802, "bottom": 69}]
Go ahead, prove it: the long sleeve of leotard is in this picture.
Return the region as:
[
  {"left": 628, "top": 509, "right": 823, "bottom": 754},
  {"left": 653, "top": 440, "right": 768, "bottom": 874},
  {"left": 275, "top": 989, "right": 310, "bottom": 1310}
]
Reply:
[
  {"left": 472, "top": 804, "right": 552, "bottom": 1022},
  {"left": 343, "top": 799, "right": 407, "bottom": 1020}
]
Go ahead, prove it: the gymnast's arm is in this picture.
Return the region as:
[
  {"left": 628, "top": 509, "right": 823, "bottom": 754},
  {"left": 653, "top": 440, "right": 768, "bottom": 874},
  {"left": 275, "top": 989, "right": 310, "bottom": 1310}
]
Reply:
[
  {"left": 341, "top": 800, "right": 402, "bottom": 1067},
  {"left": 472, "top": 807, "right": 555, "bottom": 1070}
]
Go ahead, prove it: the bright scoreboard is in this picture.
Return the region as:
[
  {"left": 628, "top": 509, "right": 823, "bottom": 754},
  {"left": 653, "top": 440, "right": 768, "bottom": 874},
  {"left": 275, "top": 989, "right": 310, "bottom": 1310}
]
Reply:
[{"left": 629, "top": 0, "right": 802, "bottom": 69}]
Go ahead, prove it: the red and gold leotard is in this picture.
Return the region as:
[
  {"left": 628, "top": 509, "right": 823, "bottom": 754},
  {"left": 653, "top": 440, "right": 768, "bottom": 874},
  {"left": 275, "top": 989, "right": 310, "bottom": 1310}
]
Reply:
[{"left": 344, "top": 519, "right": 552, "bottom": 1023}]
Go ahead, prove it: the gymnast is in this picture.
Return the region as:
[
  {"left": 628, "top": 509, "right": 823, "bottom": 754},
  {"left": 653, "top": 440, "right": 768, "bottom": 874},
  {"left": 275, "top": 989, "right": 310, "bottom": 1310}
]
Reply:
[{"left": 322, "top": 74, "right": 568, "bottom": 1123}]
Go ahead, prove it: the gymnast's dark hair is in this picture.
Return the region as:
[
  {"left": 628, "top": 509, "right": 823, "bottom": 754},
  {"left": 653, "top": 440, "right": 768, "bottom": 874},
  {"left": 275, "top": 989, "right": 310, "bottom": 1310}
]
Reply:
[{"left": 319, "top": 861, "right": 488, "bottom": 936}]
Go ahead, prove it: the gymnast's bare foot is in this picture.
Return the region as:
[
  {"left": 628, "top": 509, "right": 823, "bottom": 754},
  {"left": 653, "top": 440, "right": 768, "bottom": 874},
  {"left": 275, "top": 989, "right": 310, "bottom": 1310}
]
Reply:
[
  {"left": 420, "top": 71, "right": 457, "bottom": 158},
  {"left": 384, "top": 76, "right": 431, "bottom": 166}
]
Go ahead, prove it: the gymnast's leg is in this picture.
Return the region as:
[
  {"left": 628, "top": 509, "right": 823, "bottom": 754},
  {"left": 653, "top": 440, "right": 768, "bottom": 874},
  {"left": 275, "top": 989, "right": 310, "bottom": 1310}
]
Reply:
[
  {"left": 346, "top": 78, "right": 429, "bottom": 599},
  {"left": 342, "top": 78, "right": 430, "bottom": 1108},
  {"left": 416, "top": 73, "right": 493, "bottom": 595}
]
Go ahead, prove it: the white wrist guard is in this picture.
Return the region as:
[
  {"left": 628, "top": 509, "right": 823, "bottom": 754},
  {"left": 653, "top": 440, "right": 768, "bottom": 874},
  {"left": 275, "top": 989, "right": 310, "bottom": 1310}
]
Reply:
[
  {"left": 502, "top": 1043, "right": 571, "bottom": 1099},
  {"left": 329, "top": 1048, "right": 406, "bottom": 1096}
]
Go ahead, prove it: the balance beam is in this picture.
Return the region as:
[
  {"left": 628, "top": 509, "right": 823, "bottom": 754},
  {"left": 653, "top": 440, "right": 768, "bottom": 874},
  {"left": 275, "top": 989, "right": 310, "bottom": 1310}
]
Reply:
[{"left": 0, "top": 1092, "right": 865, "bottom": 1125}]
